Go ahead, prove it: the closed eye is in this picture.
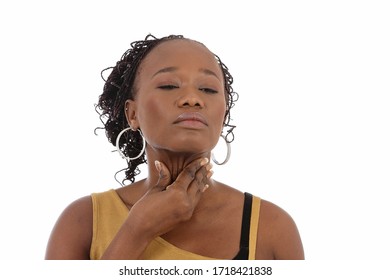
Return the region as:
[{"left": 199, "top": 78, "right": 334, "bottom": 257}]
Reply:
[
  {"left": 199, "top": 88, "right": 218, "bottom": 94},
  {"left": 158, "top": 85, "right": 179, "bottom": 90}
]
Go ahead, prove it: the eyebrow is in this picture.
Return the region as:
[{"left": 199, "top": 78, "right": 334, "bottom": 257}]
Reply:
[
  {"left": 152, "top": 66, "right": 221, "bottom": 81},
  {"left": 152, "top": 67, "right": 178, "bottom": 78}
]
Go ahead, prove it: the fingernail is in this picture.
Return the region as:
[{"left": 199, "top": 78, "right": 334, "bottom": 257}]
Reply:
[
  {"left": 207, "top": 170, "right": 214, "bottom": 179},
  {"left": 203, "top": 184, "right": 209, "bottom": 192},
  {"left": 154, "top": 160, "right": 162, "bottom": 172},
  {"left": 201, "top": 157, "right": 209, "bottom": 166},
  {"left": 206, "top": 163, "right": 213, "bottom": 171}
]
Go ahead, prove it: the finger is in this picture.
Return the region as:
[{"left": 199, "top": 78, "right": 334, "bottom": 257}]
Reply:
[
  {"left": 187, "top": 163, "right": 213, "bottom": 198},
  {"left": 153, "top": 160, "right": 172, "bottom": 191},
  {"left": 171, "top": 157, "right": 209, "bottom": 191},
  {"left": 186, "top": 166, "right": 213, "bottom": 211},
  {"left": 203, "top": 162, "right": 213, "bottom": 187}
]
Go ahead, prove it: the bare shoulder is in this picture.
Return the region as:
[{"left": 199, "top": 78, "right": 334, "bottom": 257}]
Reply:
[
  {"left": 45, "top": 195, "right": 93, "bottom": 259},
  {"left": 256, "top": 199, "right": 304, "bottom": 260}
]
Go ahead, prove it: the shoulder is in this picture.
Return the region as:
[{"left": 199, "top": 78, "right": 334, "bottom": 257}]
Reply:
[
  {"left": 256, "top": 199, "right": 304, "bottom": 260},
  {"left": 45, "top": 195, "right": 93, "bottom": 259},
  {"left": 62, "top": 195, "right": 93, "bottom": 217},
  {"left": 57, "top": 195, "right": 93, "bottom": 227}
]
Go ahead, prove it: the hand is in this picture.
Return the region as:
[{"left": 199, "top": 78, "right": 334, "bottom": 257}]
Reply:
[{"left": 127, "top": 157, "right": 213, "bottom": 241}]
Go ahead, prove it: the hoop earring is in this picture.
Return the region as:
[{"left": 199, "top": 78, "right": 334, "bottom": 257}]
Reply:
[
  {"left": 116, "top": 127, "right": 146, "bottom": 161},
  {"left": 211, "top": 135, "right": 231, "bottom": 165}
]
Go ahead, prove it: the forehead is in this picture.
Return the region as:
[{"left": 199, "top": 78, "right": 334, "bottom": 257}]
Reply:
[{"left": 138, "top": 39, "right": 222, "bottom": 78}]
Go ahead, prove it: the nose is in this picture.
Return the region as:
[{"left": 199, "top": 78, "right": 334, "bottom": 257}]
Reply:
[{"left": 177, "top": 90, "right": 205, "bottom": 108}]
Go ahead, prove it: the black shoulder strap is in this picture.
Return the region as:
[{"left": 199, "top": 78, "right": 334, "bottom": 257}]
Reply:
[{"left": 232, "top": 192, "right": 252, "bottom": 260}]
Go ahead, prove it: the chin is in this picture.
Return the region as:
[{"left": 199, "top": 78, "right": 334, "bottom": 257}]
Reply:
[{"left": 155, "top": 131, "right": 216, "bottom": 154}]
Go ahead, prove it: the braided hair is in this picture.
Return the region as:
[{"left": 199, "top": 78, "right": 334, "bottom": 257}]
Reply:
[{"left": 95, "top": 34, "right": 238, "bottom": 184}]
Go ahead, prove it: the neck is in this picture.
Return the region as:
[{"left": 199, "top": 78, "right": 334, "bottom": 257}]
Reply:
[{"left": 144, "top": 148, "right": 211, "bottom": 187}]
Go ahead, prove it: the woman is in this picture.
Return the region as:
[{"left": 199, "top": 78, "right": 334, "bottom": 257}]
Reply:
[{"left": 45, "top": 34, "right": 304, "bottom": 260}]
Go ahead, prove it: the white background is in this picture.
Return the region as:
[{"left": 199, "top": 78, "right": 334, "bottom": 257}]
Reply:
[{"left": 0, "top": 0, "right": 389, "bottom": 261}]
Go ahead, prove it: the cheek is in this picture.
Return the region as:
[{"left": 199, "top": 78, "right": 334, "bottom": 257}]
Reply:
[
  {"left": 213, "top": 100, "right": 227, "bottom": 130},
  {"left": 136, "top": 96, "right": 167, "bottom": 135},
  {"left": 139, "top": 97, "right": 158, "bottom": 122}
]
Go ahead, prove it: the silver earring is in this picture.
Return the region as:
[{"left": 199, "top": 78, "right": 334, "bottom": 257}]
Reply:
[
  {"left": 116, "top": 127, "right": 146, "bottom": 161},
  {"left": 211, "top": 135, "right": 231, "bottom": 165}
]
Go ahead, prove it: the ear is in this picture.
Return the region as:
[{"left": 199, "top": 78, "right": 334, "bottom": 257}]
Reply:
[{"left": 125, "top": 99, "right": 139, "bottom": 130}]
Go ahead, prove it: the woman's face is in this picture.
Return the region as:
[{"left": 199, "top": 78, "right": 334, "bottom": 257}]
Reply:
[{"left": 126, "top": 39, "right": 227, "bottom": 155}]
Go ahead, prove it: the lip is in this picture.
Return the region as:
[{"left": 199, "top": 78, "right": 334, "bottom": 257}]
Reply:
[{"left": 173, "top": 112, "right": 208, "bottom": 127}]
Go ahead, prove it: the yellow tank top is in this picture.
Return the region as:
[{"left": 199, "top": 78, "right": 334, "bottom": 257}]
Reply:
[{"left": 90, "top": 189, "right": 261, "bottom": 260}]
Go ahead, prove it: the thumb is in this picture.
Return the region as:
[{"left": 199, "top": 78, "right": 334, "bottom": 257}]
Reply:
[{"left": 154, "top": 160, "right": 172, "bottom": 191}]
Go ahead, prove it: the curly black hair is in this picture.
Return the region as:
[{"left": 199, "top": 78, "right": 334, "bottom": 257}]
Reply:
[{"left": 95, "top": 34, "right": 238, "bottom": 184}]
